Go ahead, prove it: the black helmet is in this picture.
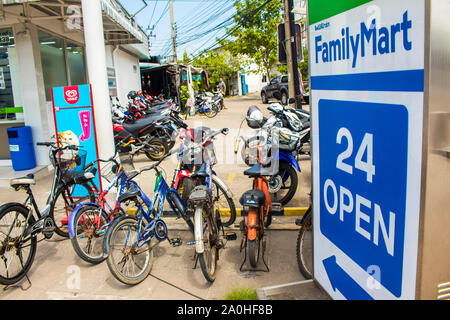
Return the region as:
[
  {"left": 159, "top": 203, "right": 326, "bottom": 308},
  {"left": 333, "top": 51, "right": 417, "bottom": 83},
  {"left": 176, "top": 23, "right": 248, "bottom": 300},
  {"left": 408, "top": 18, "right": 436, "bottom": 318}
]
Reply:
[{"left": 127, "top": 91, "right": 138, "bottom": 100}]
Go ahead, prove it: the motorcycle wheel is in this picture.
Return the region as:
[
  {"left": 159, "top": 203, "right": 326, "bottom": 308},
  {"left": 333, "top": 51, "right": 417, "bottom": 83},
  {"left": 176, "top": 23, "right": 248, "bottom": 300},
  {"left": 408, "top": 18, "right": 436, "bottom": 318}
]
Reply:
[
  {"left": 269, "top": 160, "right": 298, "bottom": 206},
  {"left": 144, "top": 138, "right": 168, "bottom": 161}
]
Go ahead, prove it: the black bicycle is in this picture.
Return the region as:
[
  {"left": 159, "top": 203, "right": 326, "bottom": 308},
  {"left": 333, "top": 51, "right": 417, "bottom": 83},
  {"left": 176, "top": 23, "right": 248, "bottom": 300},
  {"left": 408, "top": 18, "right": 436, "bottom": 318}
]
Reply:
[
  {"left": 0, "top": 142, "right": 96, "bottom": 286},
  {"left": 295, "top": 193, "right": 313, "bottom": 279}
]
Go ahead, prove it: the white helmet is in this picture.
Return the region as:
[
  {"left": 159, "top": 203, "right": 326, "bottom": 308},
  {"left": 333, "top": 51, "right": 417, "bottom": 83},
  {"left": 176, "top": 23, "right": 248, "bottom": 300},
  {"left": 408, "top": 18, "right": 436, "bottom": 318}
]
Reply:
[{"left": 246, "top": 105, "right": 264, "bottom": 129}]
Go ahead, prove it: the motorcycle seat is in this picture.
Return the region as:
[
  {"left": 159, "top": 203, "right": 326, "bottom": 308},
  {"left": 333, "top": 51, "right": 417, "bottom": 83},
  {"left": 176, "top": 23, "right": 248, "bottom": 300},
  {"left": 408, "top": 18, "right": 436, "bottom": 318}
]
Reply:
[
  {"left": 244, "top": 162, "right": 264, "bottom": 177},
  {"left": 122, "top": 115, "right": 164, "bottom": 135},
  {"left": 191, "top": 163, "right": 209, "bottom": 178},
  {"left": 239, "top": 189, "right": 266, "bottom": 207}
]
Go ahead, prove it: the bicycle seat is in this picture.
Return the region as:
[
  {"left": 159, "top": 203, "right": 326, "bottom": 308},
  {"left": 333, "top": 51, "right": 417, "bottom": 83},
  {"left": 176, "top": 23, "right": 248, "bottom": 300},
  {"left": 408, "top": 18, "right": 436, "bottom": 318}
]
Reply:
[
  {"left": 118, "top": 190, "right": 141, "bottom": 203},
  {"left": 239, "top": 189, "right": 266, "bottom": 207},
  {"left": 244, "top": 163, "right": 263, "bottom": 177},
  {"left": 191, "top": 163, "right": 209, "bottom": 178},
  {"left": 73, "top": 170, "right": 96, "bottom": 184},
  {"left": 10, "top": 174, "right": 35, "bottom": 187}
]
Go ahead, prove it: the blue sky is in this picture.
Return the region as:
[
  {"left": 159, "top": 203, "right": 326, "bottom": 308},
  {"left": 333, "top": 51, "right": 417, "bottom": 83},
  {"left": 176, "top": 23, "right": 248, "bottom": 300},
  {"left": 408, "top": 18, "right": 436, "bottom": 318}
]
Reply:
[{"left": 119, "top": 0, "right": 236, "bottom": 60}]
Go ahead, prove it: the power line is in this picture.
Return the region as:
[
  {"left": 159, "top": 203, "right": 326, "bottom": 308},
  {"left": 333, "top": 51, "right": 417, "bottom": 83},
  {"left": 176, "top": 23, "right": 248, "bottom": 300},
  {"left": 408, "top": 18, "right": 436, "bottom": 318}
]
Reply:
[
  {"left": 152, "top": 1, "right": 170, "bottom": 28},
  {"left": 188, "top": 0, "right": 276, "bottom": 62},
  {"left": 148, "top": 0, "right": 159, "bottom": 28}
]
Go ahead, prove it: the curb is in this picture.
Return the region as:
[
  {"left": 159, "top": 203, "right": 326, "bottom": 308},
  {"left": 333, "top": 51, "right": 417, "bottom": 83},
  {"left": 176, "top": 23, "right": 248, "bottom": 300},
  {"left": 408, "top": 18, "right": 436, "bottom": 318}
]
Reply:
[
  {"left": 127, "top": 207, "right": 308, "bottom": 217},
  {"left": 221, "top": 207, "right": 308, "bottom": 216}
]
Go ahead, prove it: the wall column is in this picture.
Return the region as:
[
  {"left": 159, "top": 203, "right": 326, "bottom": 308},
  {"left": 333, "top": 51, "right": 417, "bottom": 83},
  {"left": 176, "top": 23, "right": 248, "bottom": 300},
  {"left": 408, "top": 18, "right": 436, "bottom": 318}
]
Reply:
[
  {"left": 81, "top": 0, "right": 114, "bottom": 159},
  {"left": 13, "top": 23, "right": 50, "bottom": 165}
]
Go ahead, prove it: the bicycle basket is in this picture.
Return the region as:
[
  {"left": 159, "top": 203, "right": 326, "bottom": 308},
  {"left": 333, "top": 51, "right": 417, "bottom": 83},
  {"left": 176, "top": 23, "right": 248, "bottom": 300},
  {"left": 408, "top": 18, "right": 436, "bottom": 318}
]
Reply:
[
  {"left": 100, "top": 159, "right": 121, "bottom": 183},
  {"left": 204, "top": 143, "right": 217, "bottom": 166},
  {"left": 52, "top": 148, "right": 87, "bottom": 174}
]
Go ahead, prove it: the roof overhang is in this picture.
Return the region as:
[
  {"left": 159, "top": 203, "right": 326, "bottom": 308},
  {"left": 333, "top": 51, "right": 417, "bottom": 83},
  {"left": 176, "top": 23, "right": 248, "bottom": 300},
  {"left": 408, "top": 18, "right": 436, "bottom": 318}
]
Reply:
[{"left": 0, "top": 0, "right": 149, "bottom": 55}]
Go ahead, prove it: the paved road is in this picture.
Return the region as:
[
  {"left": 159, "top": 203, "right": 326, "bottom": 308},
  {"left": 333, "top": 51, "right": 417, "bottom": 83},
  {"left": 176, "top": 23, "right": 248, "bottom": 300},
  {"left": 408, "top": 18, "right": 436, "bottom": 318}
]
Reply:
[{"left": 0, "top": 93, "right": 312, "bottom": 300}]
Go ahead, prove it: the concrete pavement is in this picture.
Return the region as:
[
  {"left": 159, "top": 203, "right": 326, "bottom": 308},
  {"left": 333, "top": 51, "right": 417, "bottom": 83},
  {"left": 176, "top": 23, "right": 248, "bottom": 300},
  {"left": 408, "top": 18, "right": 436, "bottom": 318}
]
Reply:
[{"left": 0, "top": 93, "right": 314, "bottom": 300}]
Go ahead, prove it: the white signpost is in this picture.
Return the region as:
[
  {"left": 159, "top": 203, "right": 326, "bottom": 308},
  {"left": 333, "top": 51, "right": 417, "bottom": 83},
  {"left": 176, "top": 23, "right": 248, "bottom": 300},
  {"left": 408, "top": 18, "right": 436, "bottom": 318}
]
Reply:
[{"left": 309, "top": 0, "right": 427, "bottom": 299}]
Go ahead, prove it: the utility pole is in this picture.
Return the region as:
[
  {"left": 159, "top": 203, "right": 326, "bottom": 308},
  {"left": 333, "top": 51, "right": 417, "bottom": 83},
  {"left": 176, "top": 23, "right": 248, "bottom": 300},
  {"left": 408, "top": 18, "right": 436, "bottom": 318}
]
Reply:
[
  {"left": 169, "top": 0, "right": 180, "bottom": 105},
  {"left": 284, "top": 0, "right": 302, "bottom": 109}
]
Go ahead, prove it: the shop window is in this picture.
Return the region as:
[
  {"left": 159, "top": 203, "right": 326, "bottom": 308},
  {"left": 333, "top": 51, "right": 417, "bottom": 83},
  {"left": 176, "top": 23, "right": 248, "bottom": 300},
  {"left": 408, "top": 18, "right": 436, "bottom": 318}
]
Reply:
[
  {"left": 39, "top": 30, "right": 87, "bottom": 101},
  {"left": 0, "top": 28, "right": 23, "bottom": 122},
  {"left": 39, "top": 30, "right": 68, "bottom": 101},
  {"left": 67, "top": 42, "right": 86, "bottom": 86}
]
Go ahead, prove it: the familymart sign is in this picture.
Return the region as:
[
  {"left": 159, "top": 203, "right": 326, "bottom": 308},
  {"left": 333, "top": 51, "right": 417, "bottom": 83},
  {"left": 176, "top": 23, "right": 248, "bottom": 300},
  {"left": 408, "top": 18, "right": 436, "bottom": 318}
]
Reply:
[{"left": 309, "top": 0, "right": 424, "bottom": 300}]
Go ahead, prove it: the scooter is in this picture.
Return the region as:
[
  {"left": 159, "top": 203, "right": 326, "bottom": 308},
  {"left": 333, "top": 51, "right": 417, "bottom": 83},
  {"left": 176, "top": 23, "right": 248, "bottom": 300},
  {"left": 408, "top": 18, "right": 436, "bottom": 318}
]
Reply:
[{"left": 236, "top": 106, "right": 303, "bottom": 206}]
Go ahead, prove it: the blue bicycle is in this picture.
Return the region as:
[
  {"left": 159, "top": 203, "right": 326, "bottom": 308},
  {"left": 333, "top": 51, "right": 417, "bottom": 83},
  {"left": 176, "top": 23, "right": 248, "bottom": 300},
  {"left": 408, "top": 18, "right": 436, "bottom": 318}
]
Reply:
[
  {"left": 67, "top": 154, "right": 149, "bottom": 264},
  {"left": 191, "top": 95, "right": 219, "bottom": 118},
  {"left": 102, "top": 148, "right": 193, "bottom": 285}
]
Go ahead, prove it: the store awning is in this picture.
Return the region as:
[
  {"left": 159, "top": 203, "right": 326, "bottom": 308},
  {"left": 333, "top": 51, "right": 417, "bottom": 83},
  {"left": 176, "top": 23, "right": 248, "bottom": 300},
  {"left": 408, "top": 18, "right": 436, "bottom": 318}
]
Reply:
[
  {"left": 1, "top": 0, "right": 40, "bottom": 3},
  {"left": 100, "top": 0, "right": 147, "bottom": 45},
  {"left": 0, "top": 0, "right": 149, "bottom": 50}
]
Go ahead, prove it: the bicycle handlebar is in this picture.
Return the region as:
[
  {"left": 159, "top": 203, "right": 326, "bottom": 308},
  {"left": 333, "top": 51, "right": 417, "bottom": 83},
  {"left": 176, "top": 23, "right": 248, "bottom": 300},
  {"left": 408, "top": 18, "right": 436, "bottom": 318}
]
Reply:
[
  {"left": 37, "top": 142, "right": 79, "bottom": 151},
  {"left": 84, "top": 151, "right": 119, "bottom": 171},
  {"left": 127, "top": 147, "right": 181, "bottom": 181}
]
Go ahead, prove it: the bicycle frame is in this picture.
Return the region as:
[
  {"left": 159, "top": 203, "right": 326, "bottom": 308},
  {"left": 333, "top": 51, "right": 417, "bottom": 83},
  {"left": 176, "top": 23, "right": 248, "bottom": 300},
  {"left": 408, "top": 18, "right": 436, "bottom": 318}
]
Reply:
[
  {"left": 67, "top": 169, "right": 150, "bottom": 239},
  {"left": 247, "top": 176, "right": 271, "bottom": 240},
  {"left": 194, "top": 101, "right": 213, "bottom": 115},
  {"left": 103, "top": 170, "right": 188, "bottom": 256}
]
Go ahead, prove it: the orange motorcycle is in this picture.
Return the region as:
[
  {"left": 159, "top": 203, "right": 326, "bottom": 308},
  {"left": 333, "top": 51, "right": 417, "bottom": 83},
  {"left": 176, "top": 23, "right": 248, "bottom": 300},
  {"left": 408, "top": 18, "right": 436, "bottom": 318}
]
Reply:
[{"left": 236, "top": 144, "right": 274, "bottom": 271}]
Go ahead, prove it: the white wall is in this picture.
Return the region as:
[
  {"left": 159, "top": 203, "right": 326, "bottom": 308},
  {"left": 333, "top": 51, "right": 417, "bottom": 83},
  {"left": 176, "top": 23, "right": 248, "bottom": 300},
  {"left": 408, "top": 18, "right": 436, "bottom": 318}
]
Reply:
[
  {"left": 113, "top": 48, "right": 142, "bottom": 105},
  {"left": 243, "top": 62, "right": 269, "bottom": 93}
]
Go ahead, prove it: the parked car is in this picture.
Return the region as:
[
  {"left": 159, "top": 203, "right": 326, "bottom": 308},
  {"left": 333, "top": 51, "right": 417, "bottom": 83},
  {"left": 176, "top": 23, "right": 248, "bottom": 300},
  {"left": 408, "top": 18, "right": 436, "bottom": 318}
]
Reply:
[{"left": 260, "top": 75, "right": 310, "bottom": 105}]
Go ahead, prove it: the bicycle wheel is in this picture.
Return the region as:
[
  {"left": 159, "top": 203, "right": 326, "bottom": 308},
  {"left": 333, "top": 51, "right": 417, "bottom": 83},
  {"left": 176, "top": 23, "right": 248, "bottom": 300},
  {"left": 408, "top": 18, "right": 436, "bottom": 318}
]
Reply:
[
  {"left": 71, "top": 205, "right": 109, "bottom": 264},
  {"left": 211, "top": 178, "right": 236, "bottom": 227},
  {"left": 0, "top": 205, "right": 37, "bottom": 286},
  {"left": 296, "top": 208, "right": 313, "bottom": 279},
  {"left": 51, "top": 182, "right": 95, "bottom": 238},
  {"left": 195, "top": 206, "right": 217, "bottom": 282},
  {"left": 248, "top": 239, "right": 260, "bottom": 268},
  {"left": 205, "top": 105, "right": 218, "bottom": 118},
  {"left": 106, "top": 217, "right": 154, "bottom": 285}
]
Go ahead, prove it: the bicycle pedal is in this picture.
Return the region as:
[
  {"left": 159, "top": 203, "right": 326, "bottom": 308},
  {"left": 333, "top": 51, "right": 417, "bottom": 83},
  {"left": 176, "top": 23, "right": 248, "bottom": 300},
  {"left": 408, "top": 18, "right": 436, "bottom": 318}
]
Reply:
[
  {"left": 42, "top": 227, "right": 54, "bottom": 239},
  {"left": 270, "top": 202, "right": 282, "bottom": 213},
  {"left": 170, "top": 237, "right": 182, "bottom": 247},
  {"left": 225, "top": 232, "right": 237, "bottom": 241}
]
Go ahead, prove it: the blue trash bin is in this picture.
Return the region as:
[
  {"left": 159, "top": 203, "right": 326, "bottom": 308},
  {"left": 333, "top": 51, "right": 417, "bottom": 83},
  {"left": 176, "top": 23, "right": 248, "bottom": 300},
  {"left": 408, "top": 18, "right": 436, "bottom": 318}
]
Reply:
[{"left": 7, "top": 126, "right": 37, "bottom": 171}]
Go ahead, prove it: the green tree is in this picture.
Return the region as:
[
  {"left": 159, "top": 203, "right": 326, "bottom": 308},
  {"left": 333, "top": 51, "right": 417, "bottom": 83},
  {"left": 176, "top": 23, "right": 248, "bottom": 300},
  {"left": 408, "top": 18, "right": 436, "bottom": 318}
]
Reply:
[
  {"left": 299, "top": 48, "right": 308, "bottom": 81},
  {"left": 220, "top": 0, "right": 283, "bottom": 81},
  {"left": 190, "top": 48, "right": 242, "bottom": 95}
]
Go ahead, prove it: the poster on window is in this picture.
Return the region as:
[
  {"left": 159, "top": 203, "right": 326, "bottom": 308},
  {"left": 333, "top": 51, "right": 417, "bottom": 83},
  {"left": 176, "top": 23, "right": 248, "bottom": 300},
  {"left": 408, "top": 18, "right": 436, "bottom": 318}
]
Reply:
[
  {"left": 0, "top": 67, "right": 5, "bottom": 90},
  {"left": 51, "top": 84, "right": 101, "bottom": 195}
]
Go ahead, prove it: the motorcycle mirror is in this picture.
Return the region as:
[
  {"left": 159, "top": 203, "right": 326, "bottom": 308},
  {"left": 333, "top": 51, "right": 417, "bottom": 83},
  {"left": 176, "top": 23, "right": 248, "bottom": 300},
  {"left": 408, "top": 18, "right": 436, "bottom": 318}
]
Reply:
[{"left": 288, "top": 98, "right": 296, "bottom": 104}]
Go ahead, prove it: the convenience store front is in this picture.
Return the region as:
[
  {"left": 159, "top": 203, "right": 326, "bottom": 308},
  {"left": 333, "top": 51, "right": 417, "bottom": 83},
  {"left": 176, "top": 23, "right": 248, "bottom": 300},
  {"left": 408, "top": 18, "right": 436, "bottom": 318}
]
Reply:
[{"left": 0, "top": 0, "right": 149, "bottom": 166}]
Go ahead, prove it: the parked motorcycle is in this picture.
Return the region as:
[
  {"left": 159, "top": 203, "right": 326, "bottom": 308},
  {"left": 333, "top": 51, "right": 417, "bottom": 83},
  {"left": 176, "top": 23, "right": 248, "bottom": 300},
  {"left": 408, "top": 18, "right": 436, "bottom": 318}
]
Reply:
[
  {"left": 113, "top": 117, "right": 169, "bottom": 161},
  {"left": 235, "top": 105, "right": 304, "bottom": 206}
]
